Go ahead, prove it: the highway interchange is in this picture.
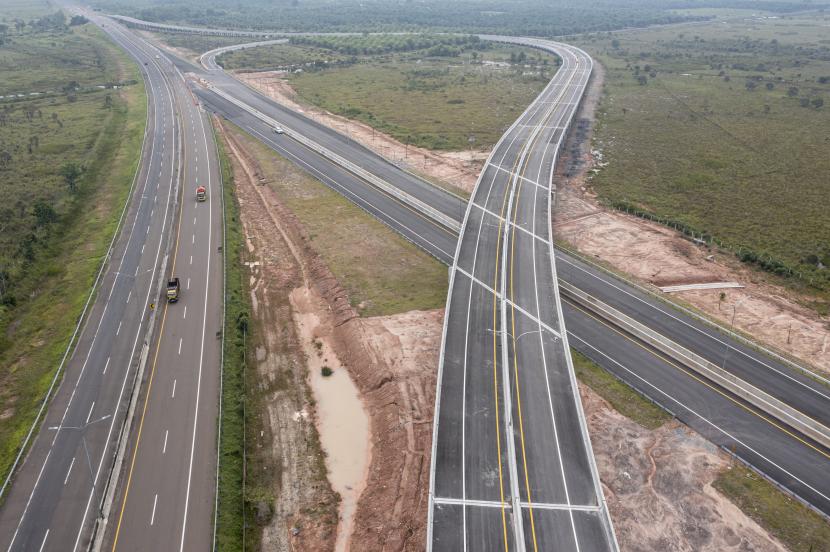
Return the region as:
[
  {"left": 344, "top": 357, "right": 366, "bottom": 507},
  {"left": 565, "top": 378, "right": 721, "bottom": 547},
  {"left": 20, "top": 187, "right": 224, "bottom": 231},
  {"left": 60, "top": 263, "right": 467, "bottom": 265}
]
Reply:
[{"left": 0, "top": 10, "right": 827, "bottom": 552}]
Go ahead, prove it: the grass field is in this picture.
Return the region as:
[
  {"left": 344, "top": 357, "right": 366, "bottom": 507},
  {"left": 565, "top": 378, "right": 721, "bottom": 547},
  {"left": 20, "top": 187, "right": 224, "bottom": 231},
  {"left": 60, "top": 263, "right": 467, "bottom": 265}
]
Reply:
[
  {"left": 574, "top": 13, "right": 830, "bottom": 302},
  {"left": 0, "top": 18, "right": 146, "bottom": 485},
  {"left": 714, "top": 464, "right": 830, "bottom": 552},
  {"left": 215, "top": 39, "right": 557, "bottom": 151},
  {"left": 227, "top": 123, "right": 449, "bottom": 317},
  {"left": 148, "top": 31, "right": 253, "bottom": 57}
]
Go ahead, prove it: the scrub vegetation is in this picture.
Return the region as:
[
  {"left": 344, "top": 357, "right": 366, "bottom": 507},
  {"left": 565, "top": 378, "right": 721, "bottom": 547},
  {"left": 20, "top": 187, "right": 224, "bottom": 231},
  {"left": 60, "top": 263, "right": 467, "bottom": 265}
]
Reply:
[
  {"left": 0, "top": 9, "right": 146, "bottom": 485},
  {"left": 714, "top": 464, "right": 830, "bottom": 552},
  {"left": 577, "top": 12, "right": 830, "bottom": 303},
  {"left": 226, "top": 122, "right": 448, "bottom": 316},
  {"left": 220, "top": 38, "right": 558, "bottom": 150}
]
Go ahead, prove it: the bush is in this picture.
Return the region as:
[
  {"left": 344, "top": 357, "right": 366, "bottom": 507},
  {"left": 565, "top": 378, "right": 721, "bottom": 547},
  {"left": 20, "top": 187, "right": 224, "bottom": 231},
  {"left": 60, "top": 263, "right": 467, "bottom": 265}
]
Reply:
[{"left": 321, "top": 366, "right": 333, "bottom": 377}]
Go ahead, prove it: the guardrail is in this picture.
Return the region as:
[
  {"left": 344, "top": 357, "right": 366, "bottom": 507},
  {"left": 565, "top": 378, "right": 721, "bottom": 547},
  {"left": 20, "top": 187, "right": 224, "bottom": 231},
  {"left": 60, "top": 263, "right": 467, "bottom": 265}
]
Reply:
[
  {"left": 560, "top": 280, "right": 830, "bottom": 450},
  {"left": 201, "top": 84, "right": 462, "bottom": 233}
]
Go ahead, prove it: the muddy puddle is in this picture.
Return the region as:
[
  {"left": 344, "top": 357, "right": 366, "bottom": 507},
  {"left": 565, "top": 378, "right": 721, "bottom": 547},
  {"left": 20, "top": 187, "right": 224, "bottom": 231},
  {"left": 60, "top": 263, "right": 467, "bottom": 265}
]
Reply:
[{"left": 291, "top": 288, "right": 370, "bottom": 552}]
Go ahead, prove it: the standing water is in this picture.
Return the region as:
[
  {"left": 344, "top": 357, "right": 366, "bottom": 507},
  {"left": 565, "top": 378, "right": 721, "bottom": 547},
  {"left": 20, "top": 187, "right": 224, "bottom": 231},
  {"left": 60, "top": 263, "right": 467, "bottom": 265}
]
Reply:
[{"left": 291, "top": 288, "right": 370, "bottom": 552}]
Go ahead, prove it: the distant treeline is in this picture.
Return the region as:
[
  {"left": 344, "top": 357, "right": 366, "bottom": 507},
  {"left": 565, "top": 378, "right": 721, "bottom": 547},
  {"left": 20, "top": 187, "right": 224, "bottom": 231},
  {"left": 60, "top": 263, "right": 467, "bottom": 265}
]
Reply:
[{"left": 289, "top": 34, "right": 488, "bottom": 56}]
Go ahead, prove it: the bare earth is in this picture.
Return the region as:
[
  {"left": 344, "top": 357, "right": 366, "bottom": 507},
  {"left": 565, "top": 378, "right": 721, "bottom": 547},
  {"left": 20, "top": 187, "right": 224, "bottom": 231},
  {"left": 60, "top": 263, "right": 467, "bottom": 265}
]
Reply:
[
  {"left": 237, "top": 71, "right": 487, "bottom": 195},
  {"left": 218, "top": 112, "right": 788, "bottom": 550},
  {"left": 238, "top": 64, "right": 829, "bottom": 375},
  {"left": 553, "top": 62, "right": 830, "bottom": 375}
]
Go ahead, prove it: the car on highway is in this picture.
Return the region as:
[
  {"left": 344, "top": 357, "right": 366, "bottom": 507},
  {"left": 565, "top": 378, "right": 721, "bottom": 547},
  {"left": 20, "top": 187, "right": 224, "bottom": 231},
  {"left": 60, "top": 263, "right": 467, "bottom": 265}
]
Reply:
[
  {"left": 274, "top": 126, "right": 284, "bottom": 134},
  {"left": 196, "top": 185, "right": 206, "bottom": 202}
]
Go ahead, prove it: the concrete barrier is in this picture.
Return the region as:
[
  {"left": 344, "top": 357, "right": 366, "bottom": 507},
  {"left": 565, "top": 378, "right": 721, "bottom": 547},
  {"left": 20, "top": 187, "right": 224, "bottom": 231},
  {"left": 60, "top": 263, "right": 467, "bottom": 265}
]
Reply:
[
  {"left": 204, "top": 85, "right": 462, "bottom": 233},
  {"left": 560, "top": 280, "right": 830, "bottom": 450}
]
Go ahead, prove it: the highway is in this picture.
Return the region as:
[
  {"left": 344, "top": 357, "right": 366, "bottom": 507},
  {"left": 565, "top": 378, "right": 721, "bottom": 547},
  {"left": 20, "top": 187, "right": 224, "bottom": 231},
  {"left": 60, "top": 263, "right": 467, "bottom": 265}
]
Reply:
[
  {"left": 87, "top": 17, "right": 225, "bottom": 552},
  {"left": 0, "top": 9, "right": 224, "bottom": 551},
  {"left": 0, "top": 12, "right": 181, "bottom": 552},
  {"left": 182, "top": 31, "right": 830, "bottom": 522}
]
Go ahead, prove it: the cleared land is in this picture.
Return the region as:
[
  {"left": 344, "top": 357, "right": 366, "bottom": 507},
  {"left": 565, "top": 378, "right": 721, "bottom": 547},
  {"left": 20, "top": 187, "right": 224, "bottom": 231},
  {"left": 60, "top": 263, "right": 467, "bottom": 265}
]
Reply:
[
  {"left": 0, "top": 15, "right": 146, "bottom": 483},
  {"left": 574, "top": 12, "right": 830, "bottom": 303},
  {"left": 224, "top": 121, "right": 448, "bottom": 316},
  {"left": 219, "top": 37, "right": 557, "bottom": 150}
]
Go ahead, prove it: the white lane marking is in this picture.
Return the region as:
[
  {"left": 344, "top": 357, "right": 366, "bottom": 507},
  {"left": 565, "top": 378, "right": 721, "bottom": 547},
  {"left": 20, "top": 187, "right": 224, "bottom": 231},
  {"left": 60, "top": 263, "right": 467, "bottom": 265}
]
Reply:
[
  {"left": 85, "top": 402, "right": 95, "bottom": 425},
  {"left": 126, "top": 290, "right": 132, "bottom": 304},
  {"left": 178, "top": 337, "right": 183, "bottom": 355},
  {"left": 146, "top": 225, "right": 149, "bottom": 235},
  {"left": 64, "top": 457, "right": 76, "bottom": 486},
  {"left": 179, "top": 105, "right": 214, "bottom": 552},
  {"left": 38, "top": 530, "right": 49, "bottom": 552},
  {"left": 163, "top": 430, "right": 169, "bottom": 454},
  {"left": 116, "top": 321, "right": 122, "bottom": 336},
  {"left": 189, "top": 255, "right": 193, "bottom": 265},
  {"left": 172, "top": 379, "right": 177, "bottom": 398},
  {"left": 141, "top": 244, "right": 145, "bottom": 254},
  {"left": 150, "top": 208, "right": 154, "bottom": 218},
  {"left": 70, "top": 44, "right": 179, "bottom": 552},
  {"left": 193, "top": 217, "right": 196, "bottom": 225},
  {"left": 103, "top": 357, "right": 110, "bottom": 375},
  {"left": 192, "top": 234, "right": 195, "bottom": 244},
  {"left": 150, "top": 494, "right": 158, "bottom": 526},
  {"left": 186, "top": 277, "right": 190, "bottom": 290},
  {"left": 7, "top": 450, "right": 51, "bottom": 550},
  {"left": 183, "top": 306, "right": 187, "bottom": 320}
]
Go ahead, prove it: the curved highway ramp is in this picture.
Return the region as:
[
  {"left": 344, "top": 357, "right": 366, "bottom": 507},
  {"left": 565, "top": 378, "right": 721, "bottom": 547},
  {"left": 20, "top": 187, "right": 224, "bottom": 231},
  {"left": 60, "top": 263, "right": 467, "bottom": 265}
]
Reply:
[{"left": 428, "top": 40, "right": 618, "bottom": 551}]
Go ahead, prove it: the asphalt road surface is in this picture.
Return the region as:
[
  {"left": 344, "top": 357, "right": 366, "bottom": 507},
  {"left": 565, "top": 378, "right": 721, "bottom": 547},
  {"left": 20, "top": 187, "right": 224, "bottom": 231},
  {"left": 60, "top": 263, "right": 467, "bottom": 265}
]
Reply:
[
  {"left": 190, "top": 34, "right": 830, "bottom": 521},
  {"left": 0, "top": 13, "right": 181, "bottom": 552}
]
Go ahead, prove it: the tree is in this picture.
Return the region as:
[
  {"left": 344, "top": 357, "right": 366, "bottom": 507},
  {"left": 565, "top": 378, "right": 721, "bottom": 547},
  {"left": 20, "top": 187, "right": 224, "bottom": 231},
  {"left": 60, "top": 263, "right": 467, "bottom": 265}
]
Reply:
[
  {"left": 765, "top": 82, "right": 774, "bottom": 90},
  {"left": 636, "top": 75, "right": 647, "bottom": 85},
  {"left": 611, "top": 39, "right": 620, "bottom": 49},
  {"left": 787, "top": 86, "right": 799, "bottom": 97},
  {"left": 33, "top": 201, "right": 57, "bottom": 226},
  {"left": 812, "top": 97, "right": 824, "bottom": 109},
  {"left": 60, "top": 162, "right": 81, "bottom": 192},
  {"left": 69, "top": 15, "right": 88, "bottom": 26},
  {"left": 745, "top": 80, "right": 757, "bottom": 91}
]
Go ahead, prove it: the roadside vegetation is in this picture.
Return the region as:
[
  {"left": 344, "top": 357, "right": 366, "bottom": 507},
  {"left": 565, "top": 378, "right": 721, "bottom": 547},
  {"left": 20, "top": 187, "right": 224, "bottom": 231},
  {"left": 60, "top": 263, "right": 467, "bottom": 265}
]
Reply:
[
  {"left": 220, "top": 38, "right": 558, "bottom": 150},
  {"left": 147, "top": 32, "right": 253, "bottom": 58},
  {"left": 571, "top": 349, "right": 670, "bottom": 430},
  {"left": 0, "top": 9, "right": 146, "bottom": 487},
  {"left": 714, "top": 464, "right": 830, "bottom": 552},
  {"left": 213, "top": 126, "right": 245, "bottom": 551},
  {"left": 89, "top": 0, "right": 716, "bottom": 35},
  {"left": 575, "top": 11, "right": 830, "bottom": 306},
  {"left": 226, "top": 122, "right": 448, "bottom": 316}
]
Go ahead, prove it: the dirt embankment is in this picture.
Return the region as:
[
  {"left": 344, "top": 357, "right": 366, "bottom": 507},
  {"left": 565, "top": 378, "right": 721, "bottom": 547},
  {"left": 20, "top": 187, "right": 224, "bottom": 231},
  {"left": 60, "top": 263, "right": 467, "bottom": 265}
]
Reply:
[
  {"left": 553, "top": 63, "right": 830, "bottom": 375},
  {"left": 236, "top": 71, "right": 487, "bottom": 194},
  {"left": 219, "top": 118, "right": 439, "bottom": 550},
  {"left": 219, "top": 119, "right": 340, "bottom": 551},
  {"left": 219, "top": 114, "right": 787, "bottom": 551}
]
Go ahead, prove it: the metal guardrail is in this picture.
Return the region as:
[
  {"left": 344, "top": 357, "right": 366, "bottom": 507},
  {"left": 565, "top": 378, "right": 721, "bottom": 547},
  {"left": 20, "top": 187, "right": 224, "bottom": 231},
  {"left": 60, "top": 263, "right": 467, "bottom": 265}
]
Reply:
[
  {"left": 204, "top": 84, "right": 462, "bottom": 233},
  {"left": 561, "top": 280, "right": 830, "bottom": 450}
]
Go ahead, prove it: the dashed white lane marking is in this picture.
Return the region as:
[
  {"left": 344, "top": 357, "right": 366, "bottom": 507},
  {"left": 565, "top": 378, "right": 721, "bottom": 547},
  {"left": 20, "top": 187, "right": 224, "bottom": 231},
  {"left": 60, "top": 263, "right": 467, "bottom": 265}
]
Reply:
[
  {"left": 186, "top": 277, "right": 190, "bottom": 290},
  {"left": 192, "top": 234, "right": 195, "bottom": 244},
  {"left": 103, "top": 357, "right": 110, "bottom": 375},
  {"left": 141, "top": 244, "right": 145, "bottom": 254},
  {"left": 183, "top": 306, "right": 187, "bottom": 320},
  {"left": 150, "top": 494, "right": 158, "bottom": 526},
  {"left": 126, "top": 290, "right": 132, "bottom": 304},
  {"left": 178, "top": 338, "right": 182, "bottom": 355},
  {"left": 150, "top": 208, "right": 154, "bottom": 218},
  {"left": 172, "top": 379, "right": 177, "bottom": 398},
  {"left": 38, "top": 530, "right": 49, "bottom": 552},
  {"left": 193, "top": 217, "right": 196, "bottom": 225},
  {"left": 85, "top": 402, "right": 95, "bottom": 425},
  {"left": 146, "top": 225, "right": 149, "bottom": 235},
  {"left": 116, "top": 321, "right": 122, "bottom": 336},
  {"left": 64, "top": 457, "right": 76, "bottom": 486},
  {"left": 189, "top": 255, "right": 192, "bottom": 265},
  {"left": 163, "top": 430, "right": 168, "bottom": 454}
]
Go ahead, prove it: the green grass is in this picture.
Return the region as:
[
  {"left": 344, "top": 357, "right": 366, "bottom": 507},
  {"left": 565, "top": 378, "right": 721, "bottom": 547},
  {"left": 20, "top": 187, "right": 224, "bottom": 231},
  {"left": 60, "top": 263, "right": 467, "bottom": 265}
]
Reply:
[
  {"left": 227, "top": 122, "right": 448, "bottom": 317},
  {"left": 213, "top": 122, "right": 246, "bottom": 552},
  {"left": 0, "top": 21, "right": 146, "bottom": 492},
  {"left": 571, "top": 349, "right": 670, "bottom": 430},
  {"left": 218, "top": 43, "right": 351, "bottom": 71},
  {"left": 289, "top": 46, "right": 557, "bottom": 151},
  {"left": 149, "top": 32, "right": 255, "bottom": 56},
  {"left": 574, "top": 14, "right": 830, "bottom": 302},
  {"left": 714, "top": 464, "right": 830, "bottom": 552}
]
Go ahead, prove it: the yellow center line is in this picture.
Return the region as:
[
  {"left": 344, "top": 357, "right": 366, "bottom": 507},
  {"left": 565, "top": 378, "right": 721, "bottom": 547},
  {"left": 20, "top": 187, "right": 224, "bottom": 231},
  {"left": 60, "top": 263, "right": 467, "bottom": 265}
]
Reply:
[
  {"left": 567, "top": 299, "right": 830, "bottom": 461},
  {"left": 111, "top": 87, "right": 188, "bottom": 552},
  {"left": 491, "top": 148, "right": 521, "bottom": 552}
]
